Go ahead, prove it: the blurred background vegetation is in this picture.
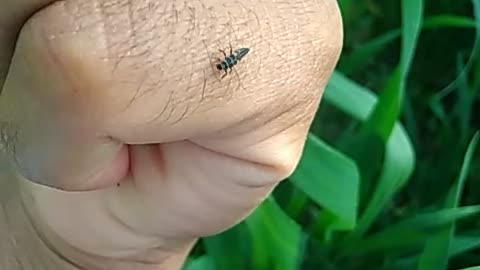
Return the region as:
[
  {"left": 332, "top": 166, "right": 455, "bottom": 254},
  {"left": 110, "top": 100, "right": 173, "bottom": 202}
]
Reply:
[{"left": 183, "top": 0, "right": 480, "bottom": 269}]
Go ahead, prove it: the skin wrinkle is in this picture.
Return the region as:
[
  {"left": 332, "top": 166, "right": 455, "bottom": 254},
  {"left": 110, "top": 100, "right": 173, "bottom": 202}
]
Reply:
[
  {"left": 109, "top": 179, "right": 193, "bottom": 262},
  {"left": 176, "top": 140, "right": 283, "bottom": 191},
  {"left": 158, "top": 155, "right": 268, "bottom": 238},
  {"left": 220, "top": 107, "right": 310, "bottom": 154},
  {"left": 213, "top": 95, "right": 302, "bottom": 142},
  {"left": 105, "top": 200, "right": 156, "bottom": 245},
  {"left": 23, "top": 180, "right": 180, "bottom": 268},
  {"left": 14, "top": 188, "right": 85, "bottom": 270},
  {"left": 105, "top": 217, "right": 185, "bottom": 260},
  {"left": 187, "top": 171, "right": 270, "bottom": 233}
]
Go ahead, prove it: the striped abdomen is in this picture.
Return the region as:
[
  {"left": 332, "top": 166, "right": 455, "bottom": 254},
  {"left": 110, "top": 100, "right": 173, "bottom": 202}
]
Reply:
[{"left": 216, "top": 56, "right": 237, "bottom": 71}]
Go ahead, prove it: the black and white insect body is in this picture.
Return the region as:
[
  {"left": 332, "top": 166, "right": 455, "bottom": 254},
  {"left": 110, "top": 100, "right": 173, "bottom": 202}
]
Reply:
[{"left": 216, "top": 44, "right": 250, "bottom": 79}]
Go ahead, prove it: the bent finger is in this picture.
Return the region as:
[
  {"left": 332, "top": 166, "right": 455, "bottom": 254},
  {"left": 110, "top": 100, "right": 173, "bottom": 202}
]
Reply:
[{"left": 0, "top": 0, "right": 342, "bottom": 192}]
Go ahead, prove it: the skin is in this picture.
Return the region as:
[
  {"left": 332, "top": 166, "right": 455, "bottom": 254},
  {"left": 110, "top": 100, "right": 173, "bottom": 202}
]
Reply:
[{"left": 0, "top": 0, "right": 343, "bottom": 269}]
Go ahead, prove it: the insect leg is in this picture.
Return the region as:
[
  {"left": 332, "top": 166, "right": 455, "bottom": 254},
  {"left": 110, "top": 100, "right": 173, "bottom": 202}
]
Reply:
[
  {"left": 221, "top": 70, "right": 228, "bottom": 79},
  {"left": 232, "top": 66, "right": 247, "bottom": 92},
  {"left": 229, "top": 43, "right": 233, "bottom": 56}
]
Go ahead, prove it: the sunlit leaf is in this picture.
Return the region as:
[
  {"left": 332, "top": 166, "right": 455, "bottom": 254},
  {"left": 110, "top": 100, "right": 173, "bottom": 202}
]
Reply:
[
  {"left": 290, "top": 133, "right": 360, "bottom": 233},
  {"left": 324, "top": 72, "right": 416, "bottom": 236}
]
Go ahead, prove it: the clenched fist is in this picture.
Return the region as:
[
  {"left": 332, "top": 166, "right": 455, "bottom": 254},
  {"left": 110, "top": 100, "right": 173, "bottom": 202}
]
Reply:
[{"left": 0, "top": 0, "right": 343, "bottom": 269}]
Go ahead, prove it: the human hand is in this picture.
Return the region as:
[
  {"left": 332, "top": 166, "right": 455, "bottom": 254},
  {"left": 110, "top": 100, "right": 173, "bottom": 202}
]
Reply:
[{"left": 0, "top": 0, "right": 343, "bottom": 269}]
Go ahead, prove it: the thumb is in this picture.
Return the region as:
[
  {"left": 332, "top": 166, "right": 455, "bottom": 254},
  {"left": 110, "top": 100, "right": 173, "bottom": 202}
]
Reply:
[
  {"left": 0, "top": 0, "right": 56, "bottom": 88},
  {"left": 0, "top": 4, "right": 129, "bottom": 191}
]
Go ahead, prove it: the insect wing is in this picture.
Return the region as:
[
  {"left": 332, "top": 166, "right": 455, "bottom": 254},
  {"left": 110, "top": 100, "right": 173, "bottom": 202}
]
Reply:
[{"left": 234, "top": 48, "right": 250, "bottom": 60}]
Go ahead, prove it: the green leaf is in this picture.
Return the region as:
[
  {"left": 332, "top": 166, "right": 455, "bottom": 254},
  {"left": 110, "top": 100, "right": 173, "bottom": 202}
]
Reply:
[
  {"left": 423, "top": 15, "right": 476, "bottom": 29},
  {"left": 378, "top": 234, "right": 480, "bottom": 270},
  {"left": 457, "top": 267, "right": 480, "bottom": 270},
  {"left": 362, "top": 66, "right": 402, "bottom": 141},
  {"left": 363, "top": 0, "right": 423, "bottom": 141},
  {"left": 245, "top": 197, "right": 304, "bottom": 270},
  {"left": 324, "top": 72, "right": 416, "bottom": 236},
  {"left": 432, "top": 0, "right": 480, "bottom": 101},
  {"left": 418, "top": 132, "right": 479, "bottom": 270},
  {"left": 201, "top": 223, "right": 251, "bottom": 270},
  {"left": 289, "top": 133, "right": 360, "bottom": 233},
  {"left": 342, "top": 205, "right": 480, "bottom": 256},
  {"left": 449, "top": 235, "right": 480, "bottom": 256},
  {"left": 452, "top": 56, "right": 475, "bottom": 140},
  {"left": 284, "top": 187, "right": 309, "bottom": 220},
  {"left": 340, "top": 131, "right": 384, "bottom": 210},
  {"left": 399, "top": 0, "right": 424, "bottom": 79},
  {"left": 339, "top": 14, "right": 476, "bottom": 76},
  {"left": 445, "top": 132, "right": 479, "bottom": 215},
  {"left": 323, "top": 72, "right": 379, "bottom": 120},
  {"left": 339, "top": 29, "right": 401, "bottom": 74},
  {"left": 182, "top": 256, "right": 216, "bottom": 270}
]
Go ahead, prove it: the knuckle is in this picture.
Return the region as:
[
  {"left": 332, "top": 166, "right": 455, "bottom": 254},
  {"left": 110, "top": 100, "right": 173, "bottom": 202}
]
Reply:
[{"left": 14, "top": 0, "right": 343, "bottom": 139}]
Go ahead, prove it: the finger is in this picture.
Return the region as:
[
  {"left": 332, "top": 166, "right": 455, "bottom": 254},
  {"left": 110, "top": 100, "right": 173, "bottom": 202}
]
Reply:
[
  {"left": 0, "top": 0, "right": 135, "bottom": 190},
  {"left": 0, "top": 0, "right": 57, "bottom": 88},
  {"left": 0, "top": 0, "right": 113, "bottom": 191},
  {"left": 8, "top": 0, "right": 343, "bottom": 266},
  {"left": 1, "top": 0, "right": 342, "bottom": 191}
]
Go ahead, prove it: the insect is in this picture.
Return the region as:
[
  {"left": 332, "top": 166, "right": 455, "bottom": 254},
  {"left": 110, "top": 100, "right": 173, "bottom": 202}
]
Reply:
[{"left": 215, "top": 44, "right": 250, "bottom": 79}]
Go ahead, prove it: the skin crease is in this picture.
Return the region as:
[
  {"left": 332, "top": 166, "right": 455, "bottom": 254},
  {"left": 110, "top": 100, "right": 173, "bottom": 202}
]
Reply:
[{"left": 0, "top": 0, "right": 343, "bottom": 269}]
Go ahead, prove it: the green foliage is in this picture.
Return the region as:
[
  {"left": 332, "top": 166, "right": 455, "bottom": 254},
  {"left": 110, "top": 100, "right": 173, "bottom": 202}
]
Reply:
[
  {"left": 418, "top": 132, "right": 479, "bottom": 270},
  {"left": 183, "top": 0, "right": 480, "bottom": 269},
  {"left": 289, "top": 133, "right": 359, "bottom": 236}
]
